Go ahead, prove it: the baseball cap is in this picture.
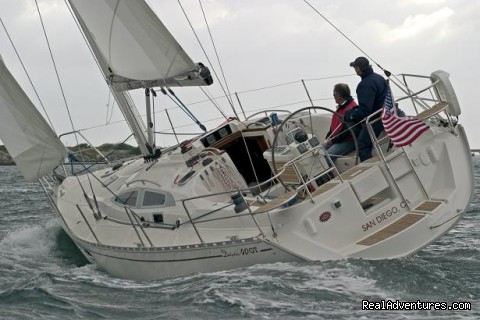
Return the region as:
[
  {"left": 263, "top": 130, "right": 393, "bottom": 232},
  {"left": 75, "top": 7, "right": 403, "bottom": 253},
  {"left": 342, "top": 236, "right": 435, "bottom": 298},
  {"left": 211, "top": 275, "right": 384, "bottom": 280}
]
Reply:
[{"left": 349, "top": 57, "right": 369, "bottom": 68}]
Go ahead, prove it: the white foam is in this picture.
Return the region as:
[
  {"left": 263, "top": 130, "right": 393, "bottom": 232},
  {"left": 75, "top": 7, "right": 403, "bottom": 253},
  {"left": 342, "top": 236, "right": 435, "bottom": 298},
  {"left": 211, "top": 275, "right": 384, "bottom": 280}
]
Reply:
[{"left": 0, "top": 221, "right": 59, "bottom": 257}]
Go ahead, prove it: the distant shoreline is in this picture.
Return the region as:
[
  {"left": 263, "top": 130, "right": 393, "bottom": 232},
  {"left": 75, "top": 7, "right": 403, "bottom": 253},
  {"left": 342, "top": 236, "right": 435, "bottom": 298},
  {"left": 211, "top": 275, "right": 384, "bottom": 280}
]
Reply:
[{"left": 0, "top": 143, "right": 141, "bottom": 167}]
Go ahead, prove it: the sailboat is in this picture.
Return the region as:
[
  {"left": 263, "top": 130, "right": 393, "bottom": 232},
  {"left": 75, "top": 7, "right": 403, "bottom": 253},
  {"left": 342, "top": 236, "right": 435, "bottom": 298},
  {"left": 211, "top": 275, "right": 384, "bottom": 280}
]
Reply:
[{"left": 0, "top": 0, "right": 473, "bottom": 281}]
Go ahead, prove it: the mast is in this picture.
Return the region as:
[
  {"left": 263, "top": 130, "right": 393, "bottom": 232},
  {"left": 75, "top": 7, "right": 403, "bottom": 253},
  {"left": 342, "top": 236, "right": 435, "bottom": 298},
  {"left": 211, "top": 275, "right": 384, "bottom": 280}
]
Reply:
[
  {"left": 112, "top": 89, "right": 151, "bottom": 155},
  {"left": 67, "top": 0, "right": 213, "bottom": 156},
  {"left": 145, "top": 88, "right": 155, "bottom": 149},
  {"left": 68, "top": 1, "right": 150, "bottom": 155}
]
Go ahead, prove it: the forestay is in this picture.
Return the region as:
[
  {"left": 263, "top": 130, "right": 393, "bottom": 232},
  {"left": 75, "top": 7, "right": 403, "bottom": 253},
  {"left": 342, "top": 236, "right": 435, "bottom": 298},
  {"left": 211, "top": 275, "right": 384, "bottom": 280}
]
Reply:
[
  {"left": 0, "top": 57, "right": 67, "bottom": 181},
  {"left": 68, "top": 0, "right": 212, "bottom": 90}
]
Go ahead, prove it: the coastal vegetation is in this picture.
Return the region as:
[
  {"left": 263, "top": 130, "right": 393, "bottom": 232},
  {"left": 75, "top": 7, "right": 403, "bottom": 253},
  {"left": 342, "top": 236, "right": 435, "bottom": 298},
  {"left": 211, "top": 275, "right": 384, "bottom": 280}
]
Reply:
[{"left": 0, "top": 143, "right": 141, "bottom": 166}]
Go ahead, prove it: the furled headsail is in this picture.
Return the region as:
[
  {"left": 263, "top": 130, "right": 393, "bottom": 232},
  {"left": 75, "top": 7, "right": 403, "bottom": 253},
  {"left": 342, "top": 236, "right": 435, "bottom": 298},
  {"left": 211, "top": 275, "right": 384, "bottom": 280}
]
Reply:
[
  {"left": 68, "top": 0, "right": 213, "bottom": 91},
  {"left": 0, "top": 57, "right": 67, "bottom": 181}
]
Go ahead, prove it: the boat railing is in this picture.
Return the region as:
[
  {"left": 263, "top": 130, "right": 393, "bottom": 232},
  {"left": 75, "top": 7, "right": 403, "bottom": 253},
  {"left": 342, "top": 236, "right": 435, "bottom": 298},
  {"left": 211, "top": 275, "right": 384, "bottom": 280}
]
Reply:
[
  {"left": 59, "top": 130, "right": 110, "bottom": 165},
  {"left": 367, "top": 73, "right": 457, "bottom": 163},
  {"left": 124, "top": 207, "right": 154, "bottom": 247},
  {"left": 285, "top": 148, "right": 341, "bottom": 202},
  {"left": 363, "top": 78, "right": 456, "bottom": 210},
  {"left": 397, "top": 76, "right": 440, "bottom": 115},
  {"left": 180, "top": 163, "right": 294, "bottom": 243},
  {"left": 396, "top": 73, "right": 456, "bottom": 129},
  {"left": 178, "top": 74, "right": 457, "bottom": 244},
  {"left": 179, "top": 145, "right": 340, "bottom": 243},
  {"left": 364, "top": 109, "right": 388, "bottom": 163}
]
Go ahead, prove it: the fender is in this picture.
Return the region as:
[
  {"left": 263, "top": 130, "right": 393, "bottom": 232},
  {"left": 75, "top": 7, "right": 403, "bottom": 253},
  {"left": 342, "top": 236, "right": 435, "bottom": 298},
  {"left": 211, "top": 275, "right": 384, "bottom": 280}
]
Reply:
[{"left": 430, "top": 70, "right": 461, "bottom": 116}]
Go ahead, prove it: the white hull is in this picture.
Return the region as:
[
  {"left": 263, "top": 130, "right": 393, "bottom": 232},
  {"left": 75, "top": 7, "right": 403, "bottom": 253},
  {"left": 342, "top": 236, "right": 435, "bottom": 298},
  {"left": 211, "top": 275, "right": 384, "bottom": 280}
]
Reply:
[
  {"left": 69, "top": 235, "right": 301, "bottom": 281},
  {"left": 45, "top": 121, "right": 473, "bottom": 280}
]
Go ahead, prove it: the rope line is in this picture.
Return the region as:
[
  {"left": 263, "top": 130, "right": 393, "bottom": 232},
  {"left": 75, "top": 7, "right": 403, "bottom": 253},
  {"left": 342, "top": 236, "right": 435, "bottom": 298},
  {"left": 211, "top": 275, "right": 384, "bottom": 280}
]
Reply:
[
  {"left": 105, "top": 91, "right": 115, "bottom": 125},
  {"left": 71, "top": 96, "right": 333, "bottom": 134},
  {"left": 0, "top": 17, "right": 56, "bottom": 131},
  {"left": 198, "top": 0, "right": 234, "bottom": 108},
  {"left": 302, "top": 0, "right": 402, "bottom": 82},
  {"left": 199, "top": 86, "right": 228, "bottom": 119},
  {"left": 35, "top": 0, "right": 78, "bottom": 143},
  {"left": 177, "top": 0, "right": 236, "bottom": 110},
  {"left": 302, "top": 0, "right": 381, "bottom": 69}
]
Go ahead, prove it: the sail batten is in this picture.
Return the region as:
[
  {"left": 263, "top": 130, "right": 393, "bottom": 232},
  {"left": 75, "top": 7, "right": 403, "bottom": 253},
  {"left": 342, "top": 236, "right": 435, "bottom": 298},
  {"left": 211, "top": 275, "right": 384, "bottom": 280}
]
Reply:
[
  {"left": 69, "top": 0, "right": 212, "bottom": 88},
  {"left": 0, "top": 58, "right": 67, "bottom": 181}
]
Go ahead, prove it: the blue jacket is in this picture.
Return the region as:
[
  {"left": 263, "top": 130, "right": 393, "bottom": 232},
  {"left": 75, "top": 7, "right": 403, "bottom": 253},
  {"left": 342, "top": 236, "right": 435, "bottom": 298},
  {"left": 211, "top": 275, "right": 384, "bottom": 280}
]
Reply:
[{"left": 344, "top": 67, "right": 387, "bottom": 123}]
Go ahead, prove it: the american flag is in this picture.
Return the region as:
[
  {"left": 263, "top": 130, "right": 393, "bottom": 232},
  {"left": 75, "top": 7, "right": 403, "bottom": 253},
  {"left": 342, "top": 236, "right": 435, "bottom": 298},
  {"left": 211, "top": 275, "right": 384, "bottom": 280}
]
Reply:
[{"left": 382, "top": 85, "right": 429, "bottom": 147}]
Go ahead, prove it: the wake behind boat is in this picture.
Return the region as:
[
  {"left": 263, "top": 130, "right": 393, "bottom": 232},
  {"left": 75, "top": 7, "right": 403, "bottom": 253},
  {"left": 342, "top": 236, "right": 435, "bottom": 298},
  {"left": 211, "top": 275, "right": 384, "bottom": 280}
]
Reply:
[{"left": 0, "top": 0, "right": 473, "bottom": 280}]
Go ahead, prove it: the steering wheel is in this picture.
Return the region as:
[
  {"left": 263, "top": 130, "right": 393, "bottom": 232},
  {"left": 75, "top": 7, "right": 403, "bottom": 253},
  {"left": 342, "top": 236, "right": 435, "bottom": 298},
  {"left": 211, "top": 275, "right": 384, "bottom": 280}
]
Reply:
[{"left": 270, "top": 106, "right": 359, "bottom": 189}]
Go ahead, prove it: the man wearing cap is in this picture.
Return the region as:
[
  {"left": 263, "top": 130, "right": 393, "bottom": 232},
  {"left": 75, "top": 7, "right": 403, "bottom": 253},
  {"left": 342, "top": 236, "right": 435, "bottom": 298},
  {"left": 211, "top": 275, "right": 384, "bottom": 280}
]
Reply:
[{"left": 344, "top": 56, "right": 387, "bottom": 161}]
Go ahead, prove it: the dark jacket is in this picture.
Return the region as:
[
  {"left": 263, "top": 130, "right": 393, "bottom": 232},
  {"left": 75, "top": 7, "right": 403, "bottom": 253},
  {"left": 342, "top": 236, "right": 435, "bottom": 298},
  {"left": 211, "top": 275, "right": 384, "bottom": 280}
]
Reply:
[
  {"left": 344, "top": 67, "right": 387, "bottom": 123},
  {"left": 326, "top": 97, "right": 357, "bottom": 144}
]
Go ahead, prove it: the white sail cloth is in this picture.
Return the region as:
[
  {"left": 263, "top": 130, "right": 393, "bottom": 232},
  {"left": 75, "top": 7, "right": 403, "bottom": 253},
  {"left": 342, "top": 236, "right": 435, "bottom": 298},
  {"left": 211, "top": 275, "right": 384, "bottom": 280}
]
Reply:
[
  {"left": 68, "top": 0, "right": 204, "bottom": 87},
  {"left": 0, "top": 57, "right": 67, "bottom": 181}
]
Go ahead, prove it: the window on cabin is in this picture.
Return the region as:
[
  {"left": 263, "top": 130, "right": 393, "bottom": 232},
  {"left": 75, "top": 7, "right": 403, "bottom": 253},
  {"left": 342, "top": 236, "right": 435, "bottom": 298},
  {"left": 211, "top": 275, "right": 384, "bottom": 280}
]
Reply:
[
  {"left": 115, "top": 190, "right": 138, "bottom": 206},
  {"left": 142, "top": 191, "right": 166, "bottom": 207}
]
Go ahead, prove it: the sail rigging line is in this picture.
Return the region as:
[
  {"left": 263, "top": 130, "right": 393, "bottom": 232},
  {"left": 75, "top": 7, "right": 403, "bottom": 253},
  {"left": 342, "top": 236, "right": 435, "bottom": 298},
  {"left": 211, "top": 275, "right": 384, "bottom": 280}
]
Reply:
[
  {"left": 234, "top": 93, "right": 247, "bottom": 120},
  {"left": 170, "top": 88, "right": 207, "bottom": 131},
  {"left": 68, "top": 158, "right": 97, "bottom": 218},
  {"left": 155, "top": 131, "right": 203, "bottom": 136},
  {"left": 303, "top": 74, "right": 357, "bottom": 82},
  {"left": 0, "top": 17, "right": 56, "bottom": 132},
  {"left": 165, "top": 109, "right": 180, "bottom": 145},
  {"left": 302, "top": 0, "right": 393, "bottom": 78},
  {"left": 302, "top": 0, "right": 376, "bottom": 67},
  {"left": 198, "top": 0, "right": 234, "bottom": 110},
  {"left": 162, "top": 87, "right": 207, "bottom": 132},
  {"left": 71, "top": 118, "right": 128, "bottom": 133},
  {"left": 199, "top": 86, "right": 228, "bottom": 119},
  {"left": 105, "top": 91, "right": 111, "bottom": 124},
  {"left": 74, "top": 133, "right": 136, "bottom": 175},
  {"left": 232, "top": 79, "right": 312, "bottom": 95},
  {"left": 176, "top": 0, "right": 237, "bottom": 113},
  {"left": 160, "top": 88, "right": 198, "bottom": 124},
  {"left": 35, "top": 0, "right": 78, "bottom": 142},
  {"left": 67, "top": 152, "right": 95, "bottom": 198},
  {"left": 70, "top": 104, "right": 217, "bottom": 135},
  {"left": 76, "top": 161, "right": 126, "bottom": 202},
  {"left": 105, "top": 91, "right": 115, "bottom": 125},
  {"left": 70, "top": 135, "right": 145, "bottom": 219},
  {"left": 157, "top": 114, "right": 225, "bottom": 131},
  {"left": 155, "top": 76, "right": 348, "bottom": 108},
  {"left": 86, "top": 172, "right": 101, "bottom": 218},
  {"left": 70, "top": 76, "right": 340, "bottom": 136}
]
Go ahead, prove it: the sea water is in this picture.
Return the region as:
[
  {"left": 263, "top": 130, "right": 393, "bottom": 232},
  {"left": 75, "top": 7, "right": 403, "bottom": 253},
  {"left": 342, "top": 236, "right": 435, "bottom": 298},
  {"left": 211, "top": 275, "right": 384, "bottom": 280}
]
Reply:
[{"left": 0, "top": 161, "right": 479, "bottom": 319}]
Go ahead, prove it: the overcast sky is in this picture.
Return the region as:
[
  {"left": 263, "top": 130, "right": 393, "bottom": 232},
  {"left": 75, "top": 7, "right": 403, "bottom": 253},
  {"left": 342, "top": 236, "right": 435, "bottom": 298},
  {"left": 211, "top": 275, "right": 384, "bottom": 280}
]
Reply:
[{"left": 0, "top": 0, "right": 479, "bottom": 148}]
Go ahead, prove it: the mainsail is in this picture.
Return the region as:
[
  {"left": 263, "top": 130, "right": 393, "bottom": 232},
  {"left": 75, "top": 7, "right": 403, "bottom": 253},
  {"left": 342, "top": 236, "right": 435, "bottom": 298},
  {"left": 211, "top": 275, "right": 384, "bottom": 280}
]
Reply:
[
  {"left": 68, "top": 0, "right": 213, "bottom": 90},
  {"left": 0, "top": 57, "right": 67, "bottom": 181}
]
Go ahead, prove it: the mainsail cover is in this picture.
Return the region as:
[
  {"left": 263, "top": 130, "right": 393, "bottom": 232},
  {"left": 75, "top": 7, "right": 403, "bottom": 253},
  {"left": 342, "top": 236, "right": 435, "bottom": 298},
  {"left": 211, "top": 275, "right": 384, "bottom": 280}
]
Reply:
[
  {"left": 0, "top": 57, "right": 67, "bottom": 181},
  {"left": 69, "top": 0, "right": 211, "bottom": 89}
]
